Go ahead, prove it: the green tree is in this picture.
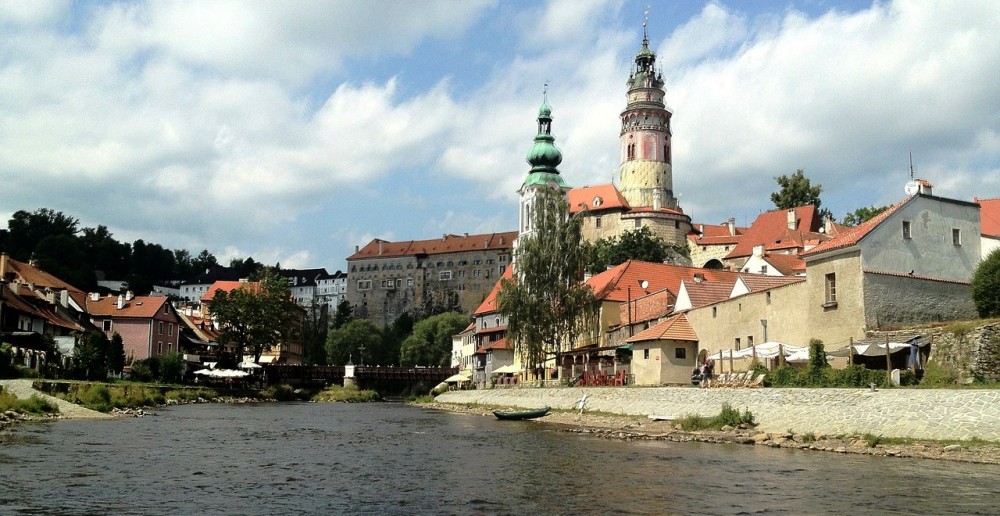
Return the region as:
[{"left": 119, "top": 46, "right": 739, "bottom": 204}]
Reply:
[
  {"left": 74, "top": 332, "right": 109, "bottom": 380},
  {"left": 399, "top": 312, "right": 468, "bottom": 367},
  {"left": 33, "top": 234, "right": 96, "bottom": 290},
  {"left": 158, "top": 352, "right": 185, "bottom": 383},
  {"left": 79, "top": 225, "right": 131, "bottom": 279},
  {"left": 326, "top": 319, "right": 383, "bottom": 365},
  {"left": 379, "top": 313, "right": 414, "bottom": 366},
  {"left": 2, "top": 208, "right": 79, "bottom": 261},
  {"left": 771, "top": 169, "right": 828, "bottom": 218},
  {"left": 972, "top": 248, "right": 1000, "bottom": 317},
  {"left": 584, "top": 227, "right": 687, "bottom": 274},
  {"left": 301, "top": 300, "right": 329, "bottom": 365},
  {"left": 210, "top": 267, "right": 297, "bottom": 363},
  {"left": 497, "top": 189, "right": 596, "bottom": 374},
  {"left": 108, "top": 333, "right": 126, "bottom": 376},
  {"left": 0, "top": 342, "right": 16, "bottom": 378},
  {"left": 842, "top": 205, "right": 890, "bottom": 227},
  {"left": 332, "top": 300, "right": 354, "bottom": 329}
]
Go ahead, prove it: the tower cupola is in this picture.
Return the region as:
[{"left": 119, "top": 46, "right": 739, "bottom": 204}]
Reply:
[{"left": 526, "top": 96, "right": 563, "bottom": 174}]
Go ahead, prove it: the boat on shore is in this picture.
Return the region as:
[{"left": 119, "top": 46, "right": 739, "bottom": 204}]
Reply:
[{"left": 493, "top": 406, "right": 551, "bottom": 421}]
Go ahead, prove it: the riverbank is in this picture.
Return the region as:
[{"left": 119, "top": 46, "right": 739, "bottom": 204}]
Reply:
[
  {"left": 423, "top": 401, "right": 1000, "bottom": 465},
  {"left": 431, "top": 386, "right": 1000, "bottom": 465}
]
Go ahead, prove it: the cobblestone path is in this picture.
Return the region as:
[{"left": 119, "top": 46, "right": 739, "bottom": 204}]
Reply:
[{"left": 437, "top": 386, "right": 1000, "bottom": 440}]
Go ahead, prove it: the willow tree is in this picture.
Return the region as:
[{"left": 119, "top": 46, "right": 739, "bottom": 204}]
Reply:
[{"left": 497, "top": 189, "right": 595, "bottom": 376}]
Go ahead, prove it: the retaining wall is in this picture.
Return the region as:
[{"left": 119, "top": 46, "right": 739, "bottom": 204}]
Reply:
[{"left": 436, "top": 386, "right": 1000, "bottom": 441}]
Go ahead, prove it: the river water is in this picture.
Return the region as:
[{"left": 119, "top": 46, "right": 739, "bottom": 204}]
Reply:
[{"left": 2, "top": 402, "right": 998, "bottom": 515}]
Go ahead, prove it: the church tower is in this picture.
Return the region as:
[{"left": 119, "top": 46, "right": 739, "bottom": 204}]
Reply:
[
  {"left": 618, "top": 21, "right": 676, "bottom": 211},
  {"left": 517, "top": 90, "right": 571, "bottom": 246}
]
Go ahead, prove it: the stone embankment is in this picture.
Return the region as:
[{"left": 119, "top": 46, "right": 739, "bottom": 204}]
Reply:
[{"left": 436, "top": 386, "right": 1000, "bottom": 441}]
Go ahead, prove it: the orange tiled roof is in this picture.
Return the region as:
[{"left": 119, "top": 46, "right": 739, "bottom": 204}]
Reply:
[
  {"left": 348, "top": 231, "right": 518, "bottom": 260},
  {"left": 802, "top": 198, "right": 911, "bottom": 257},
  {"left": 758, "top": 253, "right": 806, "bottom": 276},
  {"left": 473, "top": 267, "right": 513, "bottom": 316},
  {"left": 976, "top": 197, "right": 1000, "bottom": 237},
  {"left": 0, "top": 255, "right": 88, "bottom": 309},
  {"left": 681, "top": 279, "right": 736, "bottom": 309},
  {"left": 176, "top": 310, "right": 221, "bottom": 342},
  {"left": 568, "top": 184, "right": 630, "bottom": 213},
  {"left": 201, "top": 280, "right": 262, "bottom": 302},
  {"left": 587, "top": 260, "right": 742, "bottom": 303},
  {"left": 737, "top": 274, "right": 804, "bottom": 292},
  {"left": 626, "top": 313, "right": 698, "bottom": 343},
  {"left": 87, "top": 295, "right": 169, "bottom": 318},
  {"left": 726, "top": 205, "right": 823, "bottom": 259}
]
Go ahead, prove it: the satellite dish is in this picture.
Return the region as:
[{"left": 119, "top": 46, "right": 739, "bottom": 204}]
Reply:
[
  {"left": 904, "top": 181, "right": 920, "bottom": 196},
  {"left": 640, "top": 280, "right": 649, "bottom": 289}
]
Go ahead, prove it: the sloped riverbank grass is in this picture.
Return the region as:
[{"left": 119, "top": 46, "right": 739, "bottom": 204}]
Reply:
[
  {"left": 0, "top": 386, "right": 59, "bottom": 415},
  {"left": 39, "top": 381, "right": 219, "bottom": 412},
  {"left": 676, "top": 403, "right": 756, "bottom": 431}
]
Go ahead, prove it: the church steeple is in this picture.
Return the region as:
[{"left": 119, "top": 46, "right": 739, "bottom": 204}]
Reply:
[
  {"left": 618, "top": 14, "right": 676, "bottom": 211},
  {"left": 518, "top": 86, "right": 570, "bottom": 241}
]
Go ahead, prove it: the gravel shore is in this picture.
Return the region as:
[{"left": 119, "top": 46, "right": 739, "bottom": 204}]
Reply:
[{"left": 422, "top": 401, "right": 1000, "bottom": 465}]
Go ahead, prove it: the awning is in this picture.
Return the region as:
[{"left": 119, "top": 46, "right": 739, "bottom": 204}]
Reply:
[
  {"left": 491, "top": 364, "right": 519, "bottom": 374},
  {"left": 443, "top": 373, "right": 472, "bottom": 383}
]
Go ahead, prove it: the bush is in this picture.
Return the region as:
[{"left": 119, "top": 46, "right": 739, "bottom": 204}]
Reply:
[
  {"left": 129, "top": 360, "right": 154, "bottom": 382},
  {"left": 830, "top": 365, "right": 888, "bottom": 388},
  {"left": 675, "top": 403, "right": 755, "bottom": 431},
  {"left": 921, "top": 360, "right": 959, "bottom": 386},
  {"left": 164, "top": 388, "right": 218, "bottom": 402},
  {"left": 158, "top": 352, "right": 185, "bottom": 384},
  {"left": 971, "top": 248, "right": 1000, "bottom": 317},
  {"left": 311, "top": 384, "right": 380, "bottom": 403},
  {"left": 261, "top": 384, "right": 299, "bottom": 401},
  {"left": 0, "top": 389, "right": 59, "bottom": 415}
]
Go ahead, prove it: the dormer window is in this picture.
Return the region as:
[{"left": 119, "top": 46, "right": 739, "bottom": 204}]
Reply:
[{"left": 593, "top": 196, "right": 603, "bottom": 207}]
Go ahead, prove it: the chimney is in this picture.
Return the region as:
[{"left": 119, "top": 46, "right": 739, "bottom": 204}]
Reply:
[
  {"left": 727, "top": 218, "right": 736, "bottom": 236},
  {"left": 752, "top": 244, "right": 764, "bottom": 258},
  {"left": 60, "top": 289, "right": 69, "bottom": 307},
  {"left": 117, "top": 294, "right": 124, "bottom": 310},
  {"left": 786, "top": 209, "right": 797, "bottom": 230},
  {"left": 378, "top": 241, "right": 383, "bottom": 256},
  {"left": 916, "top": 178, "right": 933, "bottom": 196},
  {"left": 354, "top": 245, "right": 359, "bottom": 253},
  {"left": 125, "top": 291, "right": 134, "bottom": 301},
  {"left": 90, "top": 292, "right": 100, "bottom": 301},
  {"left": 0, "top": 253, "right": 7, "bottom": 278},
  {"left": 464, "top": 232, "right": 469, "bottom": 237},
  {"left": 9, "top": 282, "right": 19, "bottom": 295},
  {"left": 45, "top": 290, "right": 56, "bottom": 303},
  {"left": 500, "top": 236, "right": 505, "bottom": 245},
  {"left": 824, "top": 215, "right": 834, "bottom": 235}
]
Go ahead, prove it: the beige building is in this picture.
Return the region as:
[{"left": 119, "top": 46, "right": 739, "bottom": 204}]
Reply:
[{"left": 346, "top": 232, "right": 517, "bottom": 325}]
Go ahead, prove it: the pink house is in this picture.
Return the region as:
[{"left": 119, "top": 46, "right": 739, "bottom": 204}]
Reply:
[{"left": 87, "top": 293, "right": 181, "bottom": 361}]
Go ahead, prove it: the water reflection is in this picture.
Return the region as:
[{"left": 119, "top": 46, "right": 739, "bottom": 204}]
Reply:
[{"left": 1, "top": 403, "right": 998, "bottom": 515}]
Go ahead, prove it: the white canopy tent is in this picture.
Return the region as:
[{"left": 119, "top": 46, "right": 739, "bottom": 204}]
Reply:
[
  {"left": 709, "top": 342, "right": 806, "bottom": 361},
  {"left": 491, "top": 364, "right": 519, "bottom": 375}
]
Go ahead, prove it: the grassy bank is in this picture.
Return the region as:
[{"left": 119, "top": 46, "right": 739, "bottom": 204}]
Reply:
[
  {"left": 311, "top": 384, "right": 381, "bottom": 403},
  {"left": 46, "top": 382, "right": 219, "bottom": 412},
  {"left": 0, "top": 386, "right": 59, "bottom": 415}
]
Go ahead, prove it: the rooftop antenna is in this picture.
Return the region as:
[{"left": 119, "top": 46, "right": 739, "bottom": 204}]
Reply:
[{"left": 909, "top": 151, "right": 915, "bottom": 179}]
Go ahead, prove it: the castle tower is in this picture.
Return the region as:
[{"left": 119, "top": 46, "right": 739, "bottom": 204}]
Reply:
[
  {"left": 618, "top": 22, "right": 676, "bottom": 211},
  {"left": 517, "top": 90, "right": 571, "bottom": 246}
]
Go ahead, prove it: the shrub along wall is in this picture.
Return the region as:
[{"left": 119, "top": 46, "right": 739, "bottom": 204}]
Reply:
[{"left": 867, "top": 321, "right": 1000, "bottom": 383}]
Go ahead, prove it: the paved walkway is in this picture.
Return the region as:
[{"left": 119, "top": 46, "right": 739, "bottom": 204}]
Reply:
[
  {"left": 0, "top": 379, "right": 113, "bottom": 419},
  {"left": 436, "top": 386, "right": 1000, "bottom": 441}
]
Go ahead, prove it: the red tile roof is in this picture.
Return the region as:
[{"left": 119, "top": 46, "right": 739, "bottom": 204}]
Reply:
[
  {"left": 758, "top": 253, "right": 806, "bottom": 276},
  {"left": 348, "top": 232, "right": 518, "bottom": 260},
  {"left": 473, "top": 267, "right": 513, "bottom": 316},
  {"left": 726, "top": 205, "right": 824, "bottom": 259},
  {"left": 0, "top": 255, "right": 88, "bottom": 309},
  {"left": 680, "top": 279, "right": 735, "bottom": 309},
  {"left": 802, "top": 198, "right": 911, "bottom": 257},
  {"left": 201, "top": 280, "right": 259, "bottom": 302},
  {"left": 476, "top": 338, "right": 510, "bottom": 353},
  {"left": 738, "top": 274, "right": 804, "bottom": 292},
  {"left": 87, "top": 295, "right": 169, "bottom": 318},
  {"left": 626, "top": 313, "right": 698, "bottom": 343},
  {"left": 587, "top": 260, "right": 742, "bottom": 303},
  {"left": 568, "top": 184, "right": 630, "bottom": 213},
  {"left": 976, "top": 197, "right": 1000, "bottom": 237}
]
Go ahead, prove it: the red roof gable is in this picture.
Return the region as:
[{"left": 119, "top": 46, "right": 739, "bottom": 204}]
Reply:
[
  {"left": 802, "top": 198, "right": 911, "bottom": 257},
  {"left": 568, "top": 184, "right": 630, "bottom": 214},
  {"left": 976, "top": 197, "right": 1000, "bottom": 237},
  {"left": 587, "top": 260, "right": 742, "bottom": 303},
  {"left": 0, "top": 255, "right": 88, "bottom": 309},
  {"left": 626, "top": 313, "right": 698, "bottom": 343},
  {"left": 726, "top": 206, "right": 823, "bottom": 259},
  {"left": 680, "top": 280, "right": 736, "bottom": 309},
  {"left": 348, "top": 231, "right": 518, "bottom": 260},
  {"left": 473, "top": 268, "right": 513, "bottom": 316},
  {"left": 201, "top": 280, "right": 261, "bottom": 303},
  {"left": 87, "top": 295, "right": 169, "bottom": 318}
]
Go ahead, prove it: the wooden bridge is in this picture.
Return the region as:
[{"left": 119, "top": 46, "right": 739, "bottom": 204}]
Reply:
[{"left": 263, "top": 364, "right": 457, "bottom": 389}]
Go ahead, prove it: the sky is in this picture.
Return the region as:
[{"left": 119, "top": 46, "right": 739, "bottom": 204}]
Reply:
[{"left": 2, "top": 0, "right": 998, "bottom": 272}]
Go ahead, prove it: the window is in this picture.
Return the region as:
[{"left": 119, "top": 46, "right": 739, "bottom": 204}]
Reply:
[
  {"left": 103, "top": 320, "right": 112, "bottom": 332},
  {"left": 634, "top": 219, "right": 641, "bottom": 229},
  {"left": 902, "top": 220, "right": 911, "bottom": 239},
  {"left": 168, "top": 323, "right": 174, "bottom": 336},
  {"left": 953, "top": 228, "right": 962, "bottom": 246},
  {"left": 747, "top": 336, "right": 754, "bottom": 347},
  {"left": 158, "top": 322, "right": 164, "bottom": 335},
  {"left": 163, "top": 304, "right": 169, "bottom": 314},
  {"left": 760, "top": 265, "right": 768, "bottom": 274},
  {"left": 712, "top": 307, "right": 717, "bottom": 318},
  {"left": 595, "top": 217, "right": 602, "bottom": 229},
  {"left": 500, "top": 255, "right": 507, "bottom": 263},
  {"left": 157, "top": 342, "right": 163, "bottom": 354},
  {"left": 675, "top": 347, "right": 686, "bottom": 359},
  {"left": 357, "top": 280, "right": 372, "bottom": 290},
  {"left": 766, "top": 292, "right": 772, "bottom": 305},
  {"left": 735, "top": 337, "right": 741, "bottom": 350},
  {"left": 439, "top": 271, "right": 452, "bottom": 281},
  {"left": 824, "top": 273, "right": 837, "bottom": 307},
  {"left": 407, "top": 278, "right": 414, "bottom": 287},
  {"left": 643, "top": 348, "right": 650, "bottom": 359}
]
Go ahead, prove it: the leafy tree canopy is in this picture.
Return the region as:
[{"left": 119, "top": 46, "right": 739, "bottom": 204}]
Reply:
[
  {"left": 210, "top": 267, "right": 298, "bottom": 363},
  {"left": 498, "top": 189, "right": 596, "bottom": 372},
  {"left": 332, "top": 300, "right": 354, "bottom": 329},
  {"left": 399, "top": 312, "right": 469, "bottom": 367},
  {"left": 771, "top": 169, "right": 831, "bottom": 220},
  {"left": 972, "top": 248, "right": 1000, "bottom": 318},
  {"left": 3, "top": 208, "right": 79, "bottom": 261},
  {"left": 74, "top": 331, "right": 109, "bottom": 380},
  {"left": 326, "top": 319, "right": 383, "bottom": 366},
  {"left": 584, "top": 227, "right": 688, "bottom": 275},
  {"left": 842, "top": 205, "right": 890, "bottom": 227}
]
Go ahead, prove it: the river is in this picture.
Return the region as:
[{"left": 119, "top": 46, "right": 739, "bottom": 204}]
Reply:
[{"left": 2, "top": 402, "right": 998, "bottom": 515}]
